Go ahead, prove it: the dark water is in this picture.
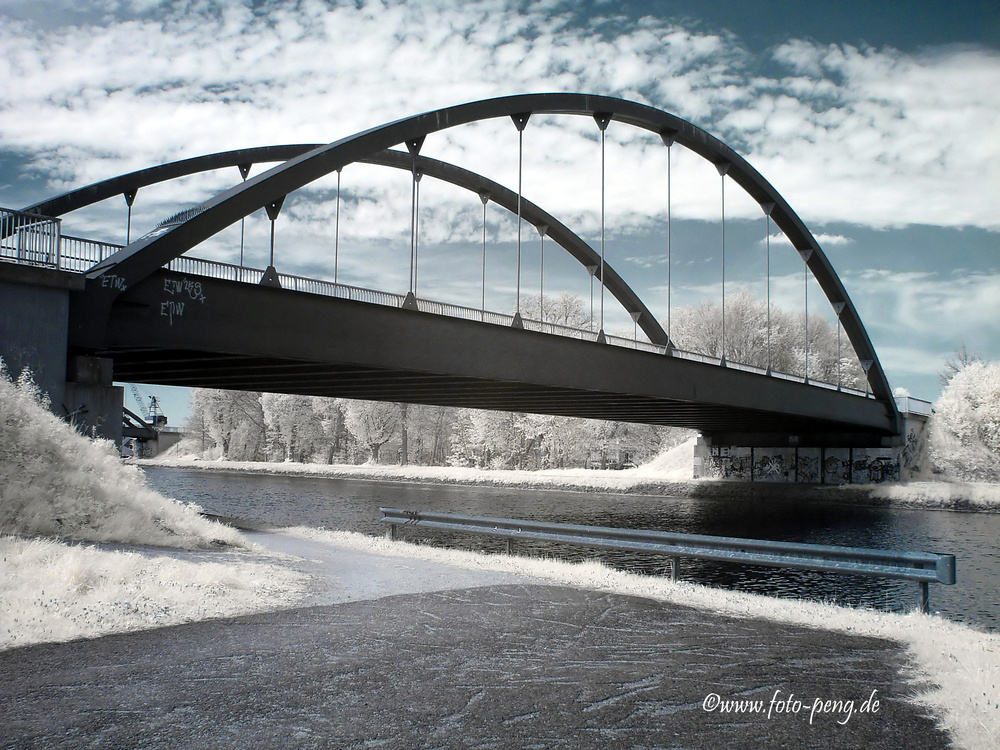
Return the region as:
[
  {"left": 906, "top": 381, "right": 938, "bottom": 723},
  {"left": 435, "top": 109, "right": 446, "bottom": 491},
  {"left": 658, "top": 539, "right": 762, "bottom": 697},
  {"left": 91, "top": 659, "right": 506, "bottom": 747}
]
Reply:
[{"left": 141, "top": 466, "right": 1000, "bottom": 632}]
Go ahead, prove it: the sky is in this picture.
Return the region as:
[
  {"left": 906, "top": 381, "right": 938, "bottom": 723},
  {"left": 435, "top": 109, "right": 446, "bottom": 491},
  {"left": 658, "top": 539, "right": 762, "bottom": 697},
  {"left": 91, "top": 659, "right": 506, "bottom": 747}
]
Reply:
[{"left": 1, "top": 0, "right": 997, "bottom": 425}]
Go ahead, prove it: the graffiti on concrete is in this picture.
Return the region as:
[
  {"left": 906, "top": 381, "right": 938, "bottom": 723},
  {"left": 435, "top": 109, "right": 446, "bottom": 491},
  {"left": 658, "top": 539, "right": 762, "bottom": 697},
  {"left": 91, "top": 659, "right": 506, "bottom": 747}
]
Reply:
[
  {"left": 797, "top": 453, "right": 821, "bottom": 483},
  {"left": 755, "top": 453, "right": 789, "bottom": 482},
  {"left": 852, "top": 455, "right": 900, "bottom": 483},
  {"left": 900, "top": 425, "right": 929, "bottom": 478},
  {"left": 698, "top": 444, "right": 902, "bottom": 484}
]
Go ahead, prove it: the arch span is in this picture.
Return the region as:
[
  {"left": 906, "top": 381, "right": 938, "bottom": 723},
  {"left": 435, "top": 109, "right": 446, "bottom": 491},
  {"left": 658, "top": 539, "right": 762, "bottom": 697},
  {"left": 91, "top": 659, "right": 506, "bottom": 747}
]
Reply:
[
  {"left": 49, "top": 92, "right": 895, "bottom": 416},
  {"left": 26, "top": 145, "right": 666, "bottom": 345}
]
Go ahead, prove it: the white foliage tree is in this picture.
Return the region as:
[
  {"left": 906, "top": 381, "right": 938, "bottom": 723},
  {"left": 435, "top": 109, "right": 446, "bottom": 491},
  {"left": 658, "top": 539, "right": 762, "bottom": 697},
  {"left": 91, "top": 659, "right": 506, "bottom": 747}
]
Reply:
[
  {"left": 520, "top": 292, "right": 593, "bottom": 328},
  {"left": 342, "top": 399, "right": 399, "bottom": 463},
  {"left": 311, "top": 396, "right": 346, "bottom": 463},
  {"left": 261, "top": 393, "right": 325, "bottom": 462},
  {"left": 669, "top": 288, "right": 866, "bottom": 388},
  {"left": 930, "top": 360, "right": 1000, "bottom": 481},
  {"left": 188, "top": 389, "right": 266, "bottom": 461}
]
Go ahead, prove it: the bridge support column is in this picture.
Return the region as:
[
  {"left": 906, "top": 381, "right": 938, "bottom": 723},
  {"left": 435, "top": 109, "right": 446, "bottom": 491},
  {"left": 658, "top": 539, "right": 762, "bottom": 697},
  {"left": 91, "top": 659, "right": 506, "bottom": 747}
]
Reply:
[
  {"left": 692, "top": 418, "right": 929, "bottom": 485},
  {"left": 0, "top": 264, "right": 76, "bottom": 409},
  {"left": 1, "top": 263, "right": 123, "bottom": 447},
  {"left": 64, "top": 355, "right": 123, "bottom": 448}
]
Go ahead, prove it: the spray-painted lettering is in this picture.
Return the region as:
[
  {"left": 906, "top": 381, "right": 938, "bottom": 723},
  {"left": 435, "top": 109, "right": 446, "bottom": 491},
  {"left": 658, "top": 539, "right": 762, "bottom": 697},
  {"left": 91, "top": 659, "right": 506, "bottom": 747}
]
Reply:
[
  {"left": 163, "top": 277, "right": 206, "bottom": 303},
  {"left": 160, "top": 300, "right": 185, "bottom": 325},
  {"left": 101, "top": 274, "right": 127, "bottom": 291}
]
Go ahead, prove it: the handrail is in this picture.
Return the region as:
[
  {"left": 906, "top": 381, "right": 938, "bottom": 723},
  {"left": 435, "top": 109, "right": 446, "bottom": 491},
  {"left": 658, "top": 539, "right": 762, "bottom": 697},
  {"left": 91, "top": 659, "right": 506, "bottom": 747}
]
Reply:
[
  {"left": 0, "top": 205, "right": 873, "bottom": 395},
  {"left": 0, "top": 207, "right": 61, "bottom": 267},
  {"left": 380, "top": 507, "right": 956, "bottom": 613}
]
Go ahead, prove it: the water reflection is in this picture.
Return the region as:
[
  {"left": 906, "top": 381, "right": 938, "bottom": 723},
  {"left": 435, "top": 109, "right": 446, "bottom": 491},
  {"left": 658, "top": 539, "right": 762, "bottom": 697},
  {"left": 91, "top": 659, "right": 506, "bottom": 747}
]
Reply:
[{"left": 142, "top": 467, "right": 999, "bottom": 631}]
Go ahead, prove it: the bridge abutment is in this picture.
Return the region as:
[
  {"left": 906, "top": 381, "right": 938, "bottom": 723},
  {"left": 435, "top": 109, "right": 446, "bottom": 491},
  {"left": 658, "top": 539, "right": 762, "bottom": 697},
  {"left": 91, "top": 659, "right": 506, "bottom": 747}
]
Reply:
[
  {"left": 1, "top": 263, "right": 122, "bottom": 447},
  {"left": 693, "top": 405, "right": 930, "bottom": 484},
  {"left": 65, "top": 355, "right": 123, "bottom": 448}
]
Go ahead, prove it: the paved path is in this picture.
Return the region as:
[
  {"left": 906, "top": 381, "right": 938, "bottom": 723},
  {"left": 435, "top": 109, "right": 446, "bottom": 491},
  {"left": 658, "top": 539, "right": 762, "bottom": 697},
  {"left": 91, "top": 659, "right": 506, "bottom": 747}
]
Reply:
[{"left": 2, "top": 576, "right": 948, "bottom": 749}]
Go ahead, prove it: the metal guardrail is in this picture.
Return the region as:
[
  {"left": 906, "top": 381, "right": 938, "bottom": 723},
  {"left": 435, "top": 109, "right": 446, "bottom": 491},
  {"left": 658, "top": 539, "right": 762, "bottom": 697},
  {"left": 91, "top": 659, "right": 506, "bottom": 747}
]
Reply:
[{"left": 380, "top": 508, "right": 956, "bottom": 613}]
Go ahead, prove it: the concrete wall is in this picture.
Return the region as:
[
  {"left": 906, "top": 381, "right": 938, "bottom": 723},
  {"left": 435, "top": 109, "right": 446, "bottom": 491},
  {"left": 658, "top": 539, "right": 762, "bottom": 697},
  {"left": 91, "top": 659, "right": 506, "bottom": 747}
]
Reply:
[
  {"left": 1, "top": 264, "right": 122, "bottom": 446},
  {"left": 693, "top": 441, "right": 903, "bottom": 484},
  {"left": 0, "top": 269, "right": 74, "bottom": 408},
  {"left": 693, "top": 408, "right": 931, "bottom": 485}
]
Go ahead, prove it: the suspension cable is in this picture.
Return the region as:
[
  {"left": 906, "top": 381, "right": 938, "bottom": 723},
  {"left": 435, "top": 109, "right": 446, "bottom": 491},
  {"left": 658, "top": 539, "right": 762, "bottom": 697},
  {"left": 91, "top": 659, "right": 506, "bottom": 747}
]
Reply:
[
  {"left": 762, "top": 202, "right": 775, "bottom": 372},
  {"left": 414, "top": 171, "right": 422, "bottom": 295},
  {"left": 666, "top": 139, "right": 673, "bottom": 345},
  {"left": 509, "top": 114, "right": 530, "bottom": 324},
  {"left": 538, "top": 224, "right": 546, "bottom": 323},
  {"left": 409, "top": 168, "right": 417, "bottom": 294},
  {"left": 238, "top": 164, "right": 250, "bottom": 282},
  {"left": 480, "top": 191, "right": 490, "bottom": 319},
  {"left": 717, "top": 163, "right": 729, "bottom": 361},
  {"left": 595, "top": 113, "right": 611, "bottom": 339},
  {"left": 801, "top": 248, "right": 812, "bottom": 382},
  {"left": 334, "top": 168, "right": 341, "bottom": 285}
]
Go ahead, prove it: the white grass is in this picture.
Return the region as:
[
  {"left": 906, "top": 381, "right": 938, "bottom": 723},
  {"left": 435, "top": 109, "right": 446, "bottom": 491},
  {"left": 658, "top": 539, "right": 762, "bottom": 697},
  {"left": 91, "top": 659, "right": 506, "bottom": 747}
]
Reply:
[
  {"left": 285, "top": 526, "right": 1000, "bottom": 750},
  {"left": 865, "top": 481, "right": 1000, "bottom": 510},
  {"left": 0, "top": 366, "right": 243, "bottom": 548},
  {"left": 0, "top": 535, "right": 308, "bottom": 650},
  {"left": 141, "top": 442, "right": 710, "bottom": 498}
]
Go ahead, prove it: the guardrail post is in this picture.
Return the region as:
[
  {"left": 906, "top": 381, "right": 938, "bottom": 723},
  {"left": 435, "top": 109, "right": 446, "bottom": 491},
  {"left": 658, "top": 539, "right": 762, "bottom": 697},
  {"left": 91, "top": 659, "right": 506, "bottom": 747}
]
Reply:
[
  {"left": 386, "top": 524, "right": 396, "bottom": 542},
  {"left": 920, "top": 581, "right": 929, "bottom": 614},
  {"left": 671, "top": 556, "right": 680, "bottom": 582},
  {"left": 505, "top": 538, "right": 513, "bottom": 555}
]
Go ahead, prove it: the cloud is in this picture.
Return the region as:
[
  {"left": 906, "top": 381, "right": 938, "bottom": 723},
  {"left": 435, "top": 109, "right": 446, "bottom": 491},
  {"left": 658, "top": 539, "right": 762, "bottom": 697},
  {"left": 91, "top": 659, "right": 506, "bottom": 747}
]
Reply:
[
  {"left": 761, "top": 232, "right": 854, "bottom": 248},
  {"left": 1, "top": 0, "right": 996, "bottom": 238},
  {"left": 0, "top": 0, "right": 997, "bottom": 398}
]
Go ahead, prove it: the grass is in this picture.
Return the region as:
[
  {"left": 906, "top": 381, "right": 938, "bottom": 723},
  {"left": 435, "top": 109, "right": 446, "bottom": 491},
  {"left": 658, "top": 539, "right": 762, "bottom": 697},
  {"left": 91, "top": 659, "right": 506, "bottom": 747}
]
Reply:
[{"left": 0, "top": 535, "right": 307, "bottom": 650}]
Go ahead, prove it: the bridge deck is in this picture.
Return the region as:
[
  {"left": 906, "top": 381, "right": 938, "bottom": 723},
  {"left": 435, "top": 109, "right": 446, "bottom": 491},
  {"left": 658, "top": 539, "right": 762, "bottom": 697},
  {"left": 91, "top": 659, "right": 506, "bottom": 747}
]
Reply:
[{"left": 80, "top": 269, "right": 896, "bottom": 442}]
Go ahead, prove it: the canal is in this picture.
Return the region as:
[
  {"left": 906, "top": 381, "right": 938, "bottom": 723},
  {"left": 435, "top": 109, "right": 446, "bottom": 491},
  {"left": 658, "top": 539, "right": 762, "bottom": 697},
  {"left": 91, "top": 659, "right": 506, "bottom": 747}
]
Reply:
[{"left": 142, "top": 466, "right": 1000, "bottom": 632}]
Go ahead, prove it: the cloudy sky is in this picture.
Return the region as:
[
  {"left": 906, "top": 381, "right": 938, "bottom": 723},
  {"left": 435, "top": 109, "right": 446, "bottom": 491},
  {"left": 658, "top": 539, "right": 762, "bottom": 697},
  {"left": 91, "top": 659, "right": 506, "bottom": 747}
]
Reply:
[{"left": 1, "top": 0, "right": 997, "bottom": 424}]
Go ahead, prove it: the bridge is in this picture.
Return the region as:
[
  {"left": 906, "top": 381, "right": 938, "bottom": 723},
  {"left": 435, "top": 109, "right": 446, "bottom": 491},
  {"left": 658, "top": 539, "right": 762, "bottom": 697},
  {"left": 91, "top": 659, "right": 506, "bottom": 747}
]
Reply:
[{"left": 0, "top": 93, "right": 919, "bottom": 482}]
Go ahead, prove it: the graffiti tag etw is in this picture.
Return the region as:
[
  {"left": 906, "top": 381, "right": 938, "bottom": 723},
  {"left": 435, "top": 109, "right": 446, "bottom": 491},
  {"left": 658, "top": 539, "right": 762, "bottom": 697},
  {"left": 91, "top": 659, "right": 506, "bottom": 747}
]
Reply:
[
  {"left": 101, "top": 274, "right": 127, "bottom": 291},
  {"left": 161, "top": 300, "right": 185, "bottom": 325},
  {"left": 163, "top": 277, "right": 206, "bottom": 303}
]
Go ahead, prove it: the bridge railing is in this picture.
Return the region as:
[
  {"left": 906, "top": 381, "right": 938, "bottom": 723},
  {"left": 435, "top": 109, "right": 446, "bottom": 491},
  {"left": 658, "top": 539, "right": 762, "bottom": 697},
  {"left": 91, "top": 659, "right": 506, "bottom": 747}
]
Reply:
[
  {"left": 60, "top": 234, "right": 123, "bottom": 271},
  {"left": 896, "top": 396, "right": 933, "bottom": 417},
  {"left": 0, "top": 207, "right": 61, "bottom": 268},
  {"left": 0, "top": 210, "right": 874, "bottom": 397},
  {"left": 380, "top": 507, "right": 956, "bottom": 613}
]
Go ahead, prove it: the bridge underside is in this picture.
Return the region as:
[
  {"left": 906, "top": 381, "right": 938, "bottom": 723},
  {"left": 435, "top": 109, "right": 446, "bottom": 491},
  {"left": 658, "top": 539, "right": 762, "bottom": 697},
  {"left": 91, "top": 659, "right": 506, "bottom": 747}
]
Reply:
[{"left": 71, "top": 270, "right": 896, "bottom": 443}]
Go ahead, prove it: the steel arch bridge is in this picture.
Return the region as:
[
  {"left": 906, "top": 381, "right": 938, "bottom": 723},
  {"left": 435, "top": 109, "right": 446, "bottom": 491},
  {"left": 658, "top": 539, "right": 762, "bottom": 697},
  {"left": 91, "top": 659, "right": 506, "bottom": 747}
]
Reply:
[{"left": 12, "top": 93, "right": 901, "bottom": 444}]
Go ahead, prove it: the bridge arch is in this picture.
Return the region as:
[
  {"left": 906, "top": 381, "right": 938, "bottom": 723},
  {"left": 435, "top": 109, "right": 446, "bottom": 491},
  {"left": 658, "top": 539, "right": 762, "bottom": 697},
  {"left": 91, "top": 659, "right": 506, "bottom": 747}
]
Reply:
[
  {"left": 25, "top": 145, "right": 667, "bottom": 346},
  {"left": 38, "top": 92, "right": 895, "bottom": 414}
]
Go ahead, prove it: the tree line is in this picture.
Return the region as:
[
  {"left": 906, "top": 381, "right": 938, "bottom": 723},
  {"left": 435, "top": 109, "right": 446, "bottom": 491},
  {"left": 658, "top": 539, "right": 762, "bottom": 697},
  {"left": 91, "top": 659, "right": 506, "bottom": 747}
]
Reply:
[{"left": 182, "top": 289, "right": 869, "bottom": 467}]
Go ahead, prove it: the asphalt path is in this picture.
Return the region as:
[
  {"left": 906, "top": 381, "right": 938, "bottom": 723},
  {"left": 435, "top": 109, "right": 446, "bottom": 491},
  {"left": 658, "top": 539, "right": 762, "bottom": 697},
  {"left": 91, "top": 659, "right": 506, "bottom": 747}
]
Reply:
[{"left": 1, "top": 532, "right": 950, "bottom": 749}]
